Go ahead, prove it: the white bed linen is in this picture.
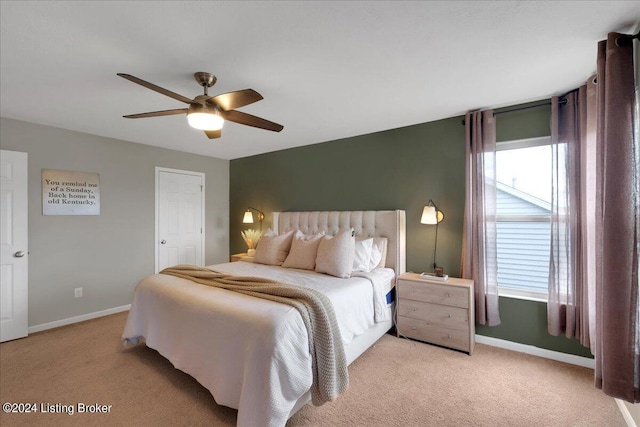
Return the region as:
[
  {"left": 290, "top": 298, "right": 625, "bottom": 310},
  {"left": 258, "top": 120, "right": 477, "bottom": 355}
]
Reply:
[
  {"left": 216, "top": 262, "right": 395, "bottom": 341},
  {"left": 122, "top": 262, "right": 393, "bottom": 427},
  {"left": 351, "top": 268, "right": 395, "bottom": 323}
]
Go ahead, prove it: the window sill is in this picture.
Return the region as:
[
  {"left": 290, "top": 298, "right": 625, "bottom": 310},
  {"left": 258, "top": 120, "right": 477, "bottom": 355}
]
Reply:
[{"left": 498, "top": 287, "right": 548, "bottom": 303}]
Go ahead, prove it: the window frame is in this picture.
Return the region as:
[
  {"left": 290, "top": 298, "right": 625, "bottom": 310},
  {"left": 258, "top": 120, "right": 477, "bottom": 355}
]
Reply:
[{"left": 495, "top": 136, "right": 551, "bottom": 302}]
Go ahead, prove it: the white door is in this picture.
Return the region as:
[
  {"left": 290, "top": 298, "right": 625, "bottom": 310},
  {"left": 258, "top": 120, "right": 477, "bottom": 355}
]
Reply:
[
  {"left": 156, "top": 168, "right": 204, "bottom": 272},
  {"left": 1, "top": 150, "right": 28, "bottom": 342}
]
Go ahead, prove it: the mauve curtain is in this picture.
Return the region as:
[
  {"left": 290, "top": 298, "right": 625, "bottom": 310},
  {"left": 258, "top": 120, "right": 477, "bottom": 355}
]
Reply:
[
  {"left": 547, "top": 80, "right": 597, "bottom": 353},
  {"left": 594, "top": 33, "right": 639, "bottom": 403},
  {"left": 461, "top": 110, "right": 501, "bottom": 326}
]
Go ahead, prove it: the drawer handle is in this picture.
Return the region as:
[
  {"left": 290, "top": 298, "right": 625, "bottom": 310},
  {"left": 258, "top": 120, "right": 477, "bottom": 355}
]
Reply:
[
  {"left": 447, "top": 334, "right": 452, "bottom": 340},
  {"left": 446, "top": 293, "right": 451, "bottom": 298},
  {"left": 411, "top": 326, "right": 417, "bottom": 331},
  {"left": 411, "top": 307, "right": 417, "bottom": 312},
  {"left": 448, "top": 314, "right": 452, "bottom": 318}
]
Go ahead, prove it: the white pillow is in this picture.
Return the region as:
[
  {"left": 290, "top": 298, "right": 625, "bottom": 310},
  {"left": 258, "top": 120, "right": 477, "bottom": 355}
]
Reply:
[
  {"left": 282, "top": 231, "right": 323, "bottom": 270},
  {"left": 353, "top": 238, "right": 374, "bottom": 272},
  {"left": 253, "top": 230, "right": 295, "bottom": 266},
  {"left": 354, "top": 236, "right": 387, "bottom": 271},
  {"left": 369, "top": 243, "right": 383, "bottom": 270},
  {"left": 263, "top": 228, "right": 277, "bottom": 237},
  {"left": 315, "top": 229, "right": 355, "bottom": 278},
  {"left": 371, "top": 237, "right": 388, "bottom": 268}
]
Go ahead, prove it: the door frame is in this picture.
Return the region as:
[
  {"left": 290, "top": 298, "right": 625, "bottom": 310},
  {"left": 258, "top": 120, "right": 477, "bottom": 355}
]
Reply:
[{"left": 154, "top": 167, "right": 205, "bottom": 273}]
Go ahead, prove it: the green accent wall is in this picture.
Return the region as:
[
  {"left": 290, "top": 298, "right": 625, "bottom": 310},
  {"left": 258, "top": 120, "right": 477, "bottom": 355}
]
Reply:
[
  {"left": 476, "top": 297, "right": 592, "bottom": 358},
  {"left": 230, "top": 100, "right": 592, "bottom": 359},
  {"left": 231, "top": 116, "right": 466, "bottom": 276}
]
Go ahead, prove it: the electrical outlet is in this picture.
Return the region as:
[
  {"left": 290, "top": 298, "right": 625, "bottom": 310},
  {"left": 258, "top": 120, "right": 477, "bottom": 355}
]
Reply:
[{"left": 74, "top": 287, "right": 83, "bottom": 298}]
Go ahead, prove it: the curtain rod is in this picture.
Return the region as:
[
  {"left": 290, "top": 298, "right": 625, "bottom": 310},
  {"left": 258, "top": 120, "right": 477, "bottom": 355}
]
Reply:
[
  {"left": 494, "top": 99, "right": 567, "bottom": 116},
  {"left": 460, "top": 98, "right": 566, "bottom": 125},
  {"left": 616, "top": 31, "right": 639, "bottom": 47}
]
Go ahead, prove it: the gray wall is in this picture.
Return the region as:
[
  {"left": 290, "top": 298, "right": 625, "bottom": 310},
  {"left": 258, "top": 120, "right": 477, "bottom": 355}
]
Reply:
[{"left": 0, "top": 117, "right": 229, "bottom": 327}]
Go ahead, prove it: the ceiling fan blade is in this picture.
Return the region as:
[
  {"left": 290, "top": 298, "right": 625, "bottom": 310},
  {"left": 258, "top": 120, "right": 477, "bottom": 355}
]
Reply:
[
  {"left": 204, "top": 129, "right": 222, "bottom": 139},
  {"left": 123, "top": 108, "right": 188, "bottom": 119},
  {"left": 117, "top": 73, "right": 194, "bottom": 105},
  {"left": 209, "top": 89, "right": 263, "bottom": 111},
  {"left": 222, "top": 110, "right": 284, "bottom": 132}
]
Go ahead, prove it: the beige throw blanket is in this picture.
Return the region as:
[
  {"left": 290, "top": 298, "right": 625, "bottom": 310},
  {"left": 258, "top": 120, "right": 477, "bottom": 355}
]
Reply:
[{"left": 160, "top": 265, "right": 349, "bottom": 405}]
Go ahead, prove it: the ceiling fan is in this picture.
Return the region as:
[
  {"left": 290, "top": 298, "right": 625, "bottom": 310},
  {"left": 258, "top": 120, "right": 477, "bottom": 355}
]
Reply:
[{"left": 117, "top": 72, "right": 283, "bottom": 139}]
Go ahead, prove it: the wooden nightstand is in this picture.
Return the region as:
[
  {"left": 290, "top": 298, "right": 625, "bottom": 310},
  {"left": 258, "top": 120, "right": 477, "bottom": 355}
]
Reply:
[
  {"left": 396, "top": 272, "right": 475, "bottom": 354},
  {"left": 230, "top": 253, "right": 253, "bottom": 262}
]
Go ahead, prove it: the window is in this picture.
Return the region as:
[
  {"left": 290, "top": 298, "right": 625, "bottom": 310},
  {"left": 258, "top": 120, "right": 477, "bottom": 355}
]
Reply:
[{"left": 495, "top": 137, "right": 551, "bottom": 301}]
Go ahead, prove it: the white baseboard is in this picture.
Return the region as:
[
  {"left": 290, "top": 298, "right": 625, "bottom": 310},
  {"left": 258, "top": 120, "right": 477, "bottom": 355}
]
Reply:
[
  {"left": 28, "top": 304, "right": 131, "bottom": 334},
  {"left": 616, "top": 399, "right": 639, "bottom": 427},
  {"left": 475, "top": 334, "right": 595, "bottom": 369},
  {"left": 476, "top": 335, "right": 640, "bottom": 425}
]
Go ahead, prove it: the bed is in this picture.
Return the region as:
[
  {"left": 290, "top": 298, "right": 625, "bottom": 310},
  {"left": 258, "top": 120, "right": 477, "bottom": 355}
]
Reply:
[{"left": 122, "top": 210, "right": 406, "bottom": 427}]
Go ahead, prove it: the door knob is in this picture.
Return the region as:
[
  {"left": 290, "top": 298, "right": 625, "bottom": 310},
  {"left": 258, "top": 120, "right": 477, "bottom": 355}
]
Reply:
[
  {"left": 14, "top": 251, "right": 25, "bottom": 258},
  {"left": 160, "top": 240, "right": 167, "bottom": 245}
]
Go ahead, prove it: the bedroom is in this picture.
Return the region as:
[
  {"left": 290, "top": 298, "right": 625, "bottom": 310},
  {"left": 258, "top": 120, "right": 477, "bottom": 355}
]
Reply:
[{"left": 1, "top": 1, "right": 639, "bottom": 426}]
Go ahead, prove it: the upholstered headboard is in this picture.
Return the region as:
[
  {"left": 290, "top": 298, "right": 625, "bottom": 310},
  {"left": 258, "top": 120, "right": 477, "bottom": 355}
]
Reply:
[{"left": 272, "top": 210, "right": 406, "bottom": 275}]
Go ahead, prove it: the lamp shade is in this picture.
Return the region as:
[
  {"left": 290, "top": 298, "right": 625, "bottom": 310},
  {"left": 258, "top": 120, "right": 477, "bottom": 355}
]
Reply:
[
  {"left": 421, "top": 206, "right": 438, "bottom": 225},
  {"left": 242, "top": 210, "right": 254, "bottom": 223}
]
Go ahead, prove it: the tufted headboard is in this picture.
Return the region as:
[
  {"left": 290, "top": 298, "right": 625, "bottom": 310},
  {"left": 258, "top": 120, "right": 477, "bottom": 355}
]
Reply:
[{"left": 272, "top": 210, "right": 406, "bottom": 276}]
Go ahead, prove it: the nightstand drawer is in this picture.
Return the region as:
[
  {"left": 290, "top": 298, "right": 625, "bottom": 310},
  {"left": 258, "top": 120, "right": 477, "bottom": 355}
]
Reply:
[
  {"left": 398, "top": 300, "right": 469, "bottom": 332},
  {"left": 397, "top": 315, "right": 470, "bottom": 352},
  {"left": 398, "top": 280, "right": 469, "bottom": 309}
]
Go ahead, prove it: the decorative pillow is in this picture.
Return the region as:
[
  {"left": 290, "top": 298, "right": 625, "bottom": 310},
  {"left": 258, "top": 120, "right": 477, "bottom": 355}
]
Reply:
[
  {"left": 353, "top": 238, "right": 374, "bottom": 272},
  {"left": 282, "top": 230, "right": 323, "bottom": 270},
  {"left": 315, "top": 229, "right": 355, "bottom": 278},
  {"left": 253, "top": 230, "right": 295, "bottom": 266},
  {"left": 372, "top": 237, "right": 388, "bottom": 269}
]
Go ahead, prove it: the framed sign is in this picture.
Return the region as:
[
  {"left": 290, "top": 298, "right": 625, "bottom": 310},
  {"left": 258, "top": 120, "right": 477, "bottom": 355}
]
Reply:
[{"left": 42, "top": 169, "right": 100, "bottom": 215}]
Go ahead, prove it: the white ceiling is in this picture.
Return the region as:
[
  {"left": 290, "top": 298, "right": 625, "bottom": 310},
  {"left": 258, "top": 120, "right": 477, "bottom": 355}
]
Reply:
[{"left": 1, "top": 2, "right": 638, "bottom": 160}]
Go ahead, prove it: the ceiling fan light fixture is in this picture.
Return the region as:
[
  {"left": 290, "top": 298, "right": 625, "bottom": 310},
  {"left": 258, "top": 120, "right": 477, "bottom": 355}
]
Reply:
[
  {"left": 118, "top": 72, "right": 283, "bottom": 138},
  {"left": 187, "top": 111, "right": 224, "bottom": 131}
]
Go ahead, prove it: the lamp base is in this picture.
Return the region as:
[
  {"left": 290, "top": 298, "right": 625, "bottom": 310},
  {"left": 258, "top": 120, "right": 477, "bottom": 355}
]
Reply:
[{"left": 247, "top": 249, "right": 256, "bottom": 257}]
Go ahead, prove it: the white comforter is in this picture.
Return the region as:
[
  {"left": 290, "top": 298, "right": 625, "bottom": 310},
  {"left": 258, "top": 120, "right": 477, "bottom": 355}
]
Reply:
[{"left": 122, "top": 262, "right": 394, "bottom": 427}]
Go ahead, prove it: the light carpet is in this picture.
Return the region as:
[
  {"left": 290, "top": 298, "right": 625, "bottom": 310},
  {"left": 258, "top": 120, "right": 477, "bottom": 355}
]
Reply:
[{"left": 0, "top": 312, "right": 625, "bottom": 426}]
